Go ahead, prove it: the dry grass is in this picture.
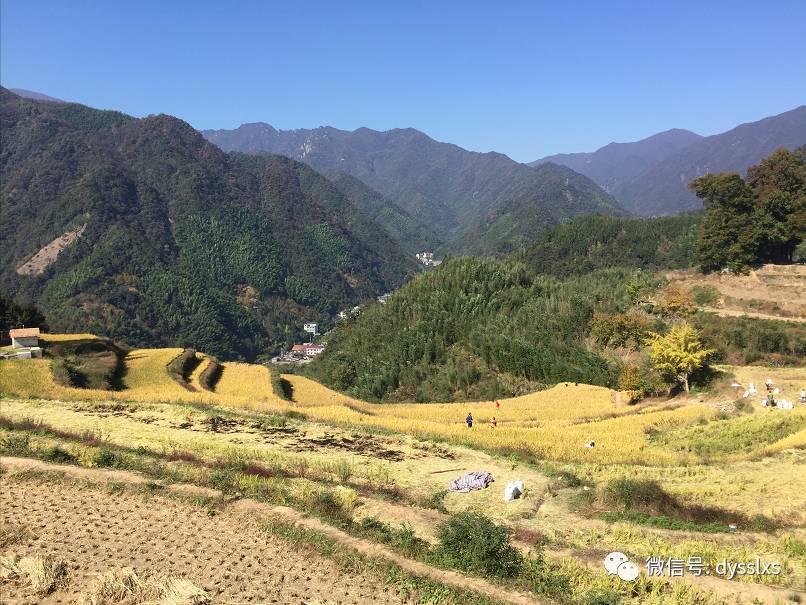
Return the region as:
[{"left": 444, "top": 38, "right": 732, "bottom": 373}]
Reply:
[
  {"left": 0, "top": 553, "right": 68, "bottom": 595},
  {"left": 0, "top": 522, "right": 30, "bottom": 548},
  {"left": 80, "top": 567, "right": 209, "bottom": 605}
]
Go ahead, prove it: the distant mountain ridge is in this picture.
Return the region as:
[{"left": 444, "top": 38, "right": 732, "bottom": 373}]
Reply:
[
  {"left": 531, "top": 129, "right": 703, "bottom": 194},
  {"left": 615, "top": 106, "right": 806, "bottom": 215},
  {"left": 203, "top": 123, "right": 624, "bottom": 254},
  {"left": 532, "top": 106, "right": 806, "bottom": 216}
]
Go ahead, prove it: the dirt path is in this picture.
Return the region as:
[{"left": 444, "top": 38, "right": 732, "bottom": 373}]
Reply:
[
  {"left": 700, "top": 307, "right": 806, "bottom": 323},
  {"left": 0, "top": 457, "right": 541, "bottom": 605}
]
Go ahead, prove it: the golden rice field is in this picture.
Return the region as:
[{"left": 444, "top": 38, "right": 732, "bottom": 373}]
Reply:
[
  {"left": 284, "top": 376, "right": 720, "bottom": 465},
  {"left": 2, "top": 335, "right": 805, "bottom": 467},
  {"left": 0, "top": 345, "right": 283, "bottom": 410}
]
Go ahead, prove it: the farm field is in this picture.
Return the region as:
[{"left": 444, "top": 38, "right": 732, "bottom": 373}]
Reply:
[
  {"left": 666, "top": 264, "right": 806, "bottom": 321},
  {"left": 2, "top": 335, "right": 806, "bottom": 604}
]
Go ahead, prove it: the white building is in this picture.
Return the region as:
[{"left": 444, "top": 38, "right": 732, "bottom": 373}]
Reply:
[{"left": 10, "top": 327, "right": 40, "bottom": 349}]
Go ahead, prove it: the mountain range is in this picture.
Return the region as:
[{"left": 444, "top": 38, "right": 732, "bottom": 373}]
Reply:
[
  {"left": 532, "top": 106, "right": 806, "bottom": 215},
  {"left": 0, "top": 88, "right": 418, "bottom": 359},
  {"left": 202, "top": 124, "right": 624, "bottom": 255}
]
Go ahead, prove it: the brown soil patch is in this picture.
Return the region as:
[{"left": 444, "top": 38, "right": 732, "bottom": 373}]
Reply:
[
  {"left": 293, "top": 433, "right": 405, "bottom": 461},
  {"left": 0, "top": 463, "right": 406, "bottom": 605},
  {"left": 16, "top": 224, "right": 87, "bottom": 276}
]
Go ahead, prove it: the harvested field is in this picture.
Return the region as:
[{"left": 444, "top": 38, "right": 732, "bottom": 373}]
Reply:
[{"left": 0, "top": 469, "right": 409, "bottom": 605}]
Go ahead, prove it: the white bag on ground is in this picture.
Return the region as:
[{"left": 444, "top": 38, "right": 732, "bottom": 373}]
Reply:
[{"left": 503, "top": 479, "right": 524, "bottom": 501}]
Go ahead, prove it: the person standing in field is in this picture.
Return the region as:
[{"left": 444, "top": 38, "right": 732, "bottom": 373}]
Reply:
[
  {"left": 466, "top": 412, "right": 473, "bottom": 428},
  {"left": 490, "top": 416, "right": 497, "bottom": 428},
  {"left": 495, "top": 400, "right": 500, "bottom": 410}
]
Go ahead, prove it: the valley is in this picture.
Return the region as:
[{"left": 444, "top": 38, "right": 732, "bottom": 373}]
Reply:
[{"left": 2, "top": 17, "right": 805, "bottom": 604}]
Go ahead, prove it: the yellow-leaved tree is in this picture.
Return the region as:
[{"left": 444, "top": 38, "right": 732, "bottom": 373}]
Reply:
[{"left": 646, "top": 322, "right": 715, "bottom": 394}]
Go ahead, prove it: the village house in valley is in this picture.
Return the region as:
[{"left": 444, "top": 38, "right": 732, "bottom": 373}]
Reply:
[{"left": 291, "top": 343, "right": 325, "bottom": 358}]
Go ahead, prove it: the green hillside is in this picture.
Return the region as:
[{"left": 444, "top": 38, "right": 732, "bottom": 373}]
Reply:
[
  {"left": 0, "top": 89, "right": 419, "bottom": 360},
  {"left": 514, "top": 213, "right": 701, "bottom": 277},
  {"left": 325, "top": 171, "right": 441, "bottom": 253},
  {"left": 308, "top": 257, "right": 625, "bottom": 402}
]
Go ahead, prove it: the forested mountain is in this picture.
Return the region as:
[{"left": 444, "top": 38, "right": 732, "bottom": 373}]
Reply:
[
  {"left": 531, "top": 129, "right": 703, "bottom": 193},
  {"left": 202, "top": 123, "right": 624, "bottom": 254},
  {"left": 325, "top": 171, "right": 441, "bottom": 253},
  {"left": 438, "top": 162, "right": 627, "bottom": 256},
  {"left": 0, "top": 88, "right": 418, "bottom": 359},
  {"left": 532, "top": 106, "right": 806, "bottom": 216},
  {"left": 308, "top": 257, "right": 625, "bottom": 402},
  {"left": 515, "top": 213, "right": 701, "bottom": 277}
]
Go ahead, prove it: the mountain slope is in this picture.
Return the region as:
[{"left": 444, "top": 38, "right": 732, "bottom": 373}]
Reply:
[
  {"left": 531, "top": 128, "right": 703, "bottom": 194},
  {"left": 308, "top": 257, "right": 622, "bottom": 402},
  {"left": 324, "top": 171, "right": 441, "bottom": 253},
  {"left": 202, "top": 123, "right": 624, "bottom": 252},
  {"left": 616, "top": 106, "right": 806, "bottom": 215},
  {"left": 0, "top": 88, "right": 418, "bottom": 359},
  {"left": 514, "top": 213, "right": 701, "bottom": 278},
  {"left": 439, "top": 162, "right": 624, "bottom": 256},
  {"left": 8, "top": 87, "right": 67, "bottom": 103}
]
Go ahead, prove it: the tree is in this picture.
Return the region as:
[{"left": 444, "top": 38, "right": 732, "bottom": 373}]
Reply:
[
  {"left": 690, "top": 173, "right": 757, "bottom": 272},
  {"left": 690, "top": 148, "right": 806, "bottom": 271},
  {"left": 646, "top": 322, "right": 715, "bottom": 394}
]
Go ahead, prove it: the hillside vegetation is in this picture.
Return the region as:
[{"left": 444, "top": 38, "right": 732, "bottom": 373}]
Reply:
[
  {"left": 308, "top": 258, "right": 633, "bottom": 402},
  {"left": 0, "top": 89, "right": 418, "bottom": 360},
  {"left": 3, "top": 335, "right": 806, "bottom": 604},
  {"left": 692, "top": 147, "right": 806, "bottom": 272},
  {"left": 515, "top": 213, "right": 701, "bottom": 277}
]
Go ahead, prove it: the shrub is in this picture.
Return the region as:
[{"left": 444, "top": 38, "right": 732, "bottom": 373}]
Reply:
[
  {"left": 43, "top": 446, "right": 75, "bottom": 463},
  {"left": 0, "top": 434, "right": 31, "bottom": 456},
  {"left": 422, "top": 489, "right": 448, "bottom": 513},
  {"left": 358, "top": 517, "right": 429, "bottom": 558},
  {"left": 435, "top": 512, "right": 522, "bottom": 577},
  {"left": 583, "top": 588, "right": 621, "bottom": 605},
  {"left": 522, "top": 550, "right": 571, "bottom": 597},
  {"left": 271, "top": 375, "right": 294, "bottom": 401},
  {"left": 618, "top": 361, "right": 668, "bottom": 398},
  {"left": 92, "top": 449, "right": 121, "bottom": 468},
  {"left": 602, "top": 478, "right": 666, "bottom": 511},
  {"left": 166, "top": 349, "right": 199, "bottom": 391},
  {"left": 691, "top": 285, "right": 720, "bottom": 306},
  {"left": 198, "top": 357, "right": 223, "bottom": 391}
]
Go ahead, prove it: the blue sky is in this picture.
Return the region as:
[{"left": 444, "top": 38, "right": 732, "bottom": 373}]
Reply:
[{"left": 2, "top": 0, "right": 805, "bottom": 162}]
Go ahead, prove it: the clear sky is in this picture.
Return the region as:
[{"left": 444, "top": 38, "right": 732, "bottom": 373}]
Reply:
[{"left": 2, "top": 0, "right": 805, "bottom": 162}]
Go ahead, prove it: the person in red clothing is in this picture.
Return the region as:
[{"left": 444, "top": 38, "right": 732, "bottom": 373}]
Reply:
[{"left": 495, "top": 400, "right": 500, "bottom": 409}]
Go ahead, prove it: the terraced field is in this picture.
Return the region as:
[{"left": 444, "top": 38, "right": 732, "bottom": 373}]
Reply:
[{"left": 2, "top": 334, "right": 806, "bottom": 604}]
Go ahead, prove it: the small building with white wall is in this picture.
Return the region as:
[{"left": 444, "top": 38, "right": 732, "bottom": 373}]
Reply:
[{"left": 9, "top": 327, "right": 40, "bottom": 349}]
